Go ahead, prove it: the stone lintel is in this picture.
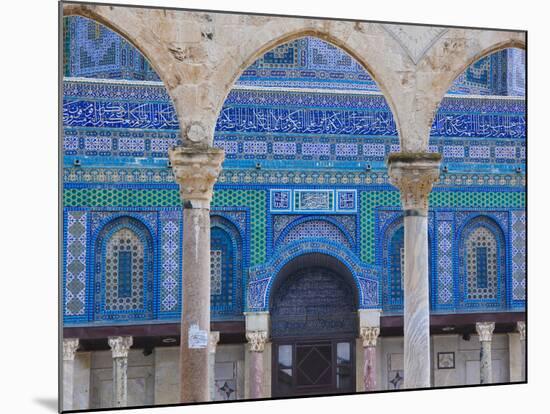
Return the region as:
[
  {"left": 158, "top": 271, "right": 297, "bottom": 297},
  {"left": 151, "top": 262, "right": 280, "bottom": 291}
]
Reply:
[
  {"left": 168, "top": 146, "right": 225, "bottom": 207},
  {"left": 63, "top": 338, "right": 80, "bottom": 361},
  {"left": 476, "top": 322, "right": 495, "bottom": 342},
  {"left": 387, "top": 152, "right": 442, "bottom": 215},
  {"left": 108, "top": 336, "right": 133, "bottom": 359}
]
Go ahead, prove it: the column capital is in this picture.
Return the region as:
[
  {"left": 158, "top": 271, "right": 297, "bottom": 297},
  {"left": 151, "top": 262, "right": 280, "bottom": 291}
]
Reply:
[
  {"left": 63, "top": 338, "right": 79, "bottom": 361},
  {"left": 246, "top": 330, "right": 268, "bottom": 352},
  {"left": 108, "top": 336, "right": 133, "bottom": 358},
  {"left": 209, "top": 331, "right": 220, "bottom": 354},
  {"left": 360, "top": 326, "right": 380, "bottom": 347},
  {"left": 387, "top": 152, "right": 442, "bottom": 215},
  {"left": 517, "top": 321, "right": 526, "bottom": 341},
  {"left": 476, "top": 322, "right": 495, "bottom": 342},
  {"left": 168, "top": 146, "right": 225, "bottom": 208}
]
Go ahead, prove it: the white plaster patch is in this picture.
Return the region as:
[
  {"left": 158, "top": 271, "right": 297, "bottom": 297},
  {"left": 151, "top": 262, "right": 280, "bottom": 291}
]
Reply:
[{"left": 188, "top": 324, "right": 208, "bottom": 349}]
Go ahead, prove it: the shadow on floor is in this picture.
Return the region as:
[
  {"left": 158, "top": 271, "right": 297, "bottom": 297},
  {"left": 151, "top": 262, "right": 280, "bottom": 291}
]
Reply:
[{"left": 34, "top": 397, "right": 58, "bottom": 412}]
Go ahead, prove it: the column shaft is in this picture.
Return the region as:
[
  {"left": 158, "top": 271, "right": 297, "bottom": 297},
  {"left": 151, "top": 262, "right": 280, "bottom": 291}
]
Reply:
[
  {"left": 113, "top": 357, "right": 129, "bottom": 406},
  {"left": 63, "top": 338, "right": 79, "bottom": 411},
  {"left": 168, "top": 146, "right": 225, "bottom": 403},
  {"left": 246, "top": 330, "right": 267, "bottom": 399},
  {"left": 180, "top": 207, "right": 211, "bottom": 402},
  {"left": 387, "top": 153, "right": 440, "bottom": 390},
  {"left": 108, "top": 336, "right": 133, "bottom": 408},
  {"left": 360, "top": 325, "right": 380, "bottom": 391},
  {"left": 403, "top": 214, "right": 431, "bottom": 388},
  {"left": 249, "top": 351, "right": 263, "bottom": 399},
  {"left": 476, "top": 322, "right": 495, "bottom": 384},
  {"left": 363, "top": 346, "right": 377, "bottom": 391},
  {"left": 209, "top": 332, "right": 220, "bottom": 401},
  {"left": 517, "top": 321, "right": 526, "bottom": 381}
]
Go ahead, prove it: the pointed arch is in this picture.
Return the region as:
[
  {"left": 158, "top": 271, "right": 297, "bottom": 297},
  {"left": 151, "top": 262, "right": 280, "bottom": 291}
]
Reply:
[
  {"left": 210, "top": 215, "right": 245, "bottom": 318},
  {"left": 456, "top": 215, "right": 507, "bottom": 310},
  {"left": 91, "top": 216, "right": 155, "bottom": 322}
]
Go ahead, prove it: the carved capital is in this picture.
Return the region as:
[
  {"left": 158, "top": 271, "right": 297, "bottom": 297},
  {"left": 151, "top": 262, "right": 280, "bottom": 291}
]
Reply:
[
  {"left": 387, "top": 153, "right": 441, "bottom": 214},
  {"left": 517, "top": 321, "right": 526, "bottom": 341},
  {"left": 108, "top": 336, "right": 133, "bottom": 359},
  {"left": 63, "top": 338, "right": 79, "bottom": 361},
  {"left": 209, "top": 331, "right": 220, "bottom": 354},
  {"left": 246, "top": 330, "right": 268, "bottom": 353},
  {"left": 360, "top": 326, "right": 380, "bottom": 347},
  {"left": 476, "top": 322, "right": 495, "bottom": 342},
  {"left": 168, "top": 146, "right": 225, "bottom": 208}
]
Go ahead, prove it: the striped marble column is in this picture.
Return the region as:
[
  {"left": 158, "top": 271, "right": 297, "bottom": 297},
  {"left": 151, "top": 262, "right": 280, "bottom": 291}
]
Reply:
[
  {"left": 360, "top": 327, "right": 380, "bottom": 391},
  {"left": 246, "top": 330, "right": 268, "bottom": 399},
  {"left": 476, "top": 322, "right": 495, "bottom": 384},
  {"left": 388, "top": 153, "right": 441, "bottom": 389},
  {"left": 169, "top": 146, "right": 225, "bottom": 403}
]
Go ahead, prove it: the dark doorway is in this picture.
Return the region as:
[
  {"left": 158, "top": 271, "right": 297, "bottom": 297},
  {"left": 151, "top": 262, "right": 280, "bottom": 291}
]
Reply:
[{"left": 271, "top": 262, "right": 358, "bottom": 397}]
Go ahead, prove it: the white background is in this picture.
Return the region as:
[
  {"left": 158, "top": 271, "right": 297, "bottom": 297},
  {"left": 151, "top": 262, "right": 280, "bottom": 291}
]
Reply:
[{"left": 0, "top": 0, "right": 547, "bottom": 412}]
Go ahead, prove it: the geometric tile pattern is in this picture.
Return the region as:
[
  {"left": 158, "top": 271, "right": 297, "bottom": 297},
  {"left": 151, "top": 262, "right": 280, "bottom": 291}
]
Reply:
[
  {"left": 436, "top": 220, "right": 454, "bottom": 304},
  {"left": 465, "top": 227, "right": 498, "bottom": 300},
  {"left": 65, "top": 211, "right": 87, "bottom": 316},
  {"left": 511, "top": 210, "right": 526, "bottom": 300},
  {"left": 279, "top": 219, "right": 352, "bottom": 249},
  {"left": 160, "top": 211, "right": 181, "bottom": 313},
  {"left": 104, "top": 227, "right": 145, "bottom": 310}
]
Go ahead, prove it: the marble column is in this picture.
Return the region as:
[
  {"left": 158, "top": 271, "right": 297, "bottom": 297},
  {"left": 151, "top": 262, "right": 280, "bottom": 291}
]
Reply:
[
  {"left": 476, "top": 322, "right": 495, "bottom": 384},
  {"left": 360, "top": 327, "right": 380, "bottom": 391},
  {"left": 169, "top": 146, "right": 225, "bottom": 403},
  {"left": 517, "top": 321, "right": 526, "bottom": 381},
  {"left": 62, "top": 338, "right": 79, "bottom": 411},
  {"left": 209, "top": 331, "right": 220, "bottom": 401},
  {"left": 387, "top": 153, "right": 441, "bottom": 389},
  {"left": 246, "top": 331, "right": 268, "bottom": 399},
  {"left": 108, "top": 336, "right": 133, "bottom": 407}
]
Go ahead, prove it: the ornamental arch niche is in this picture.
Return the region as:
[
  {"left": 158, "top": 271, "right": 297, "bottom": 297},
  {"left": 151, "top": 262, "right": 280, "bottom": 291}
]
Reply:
[{"left": 92, "top": 216, "right": 155, "bottom": 322}]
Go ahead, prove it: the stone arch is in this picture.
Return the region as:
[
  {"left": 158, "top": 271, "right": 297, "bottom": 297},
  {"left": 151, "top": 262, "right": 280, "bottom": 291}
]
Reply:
[
  {"left": 455, "top": 214, "right": 507, "bottom": 310},
  {"left": 211, "top": 24, "right": 405, "bottom": 147},
  {"left": 413, "top": 29, "right": 526, "bottom": 150}
]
